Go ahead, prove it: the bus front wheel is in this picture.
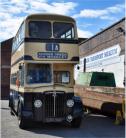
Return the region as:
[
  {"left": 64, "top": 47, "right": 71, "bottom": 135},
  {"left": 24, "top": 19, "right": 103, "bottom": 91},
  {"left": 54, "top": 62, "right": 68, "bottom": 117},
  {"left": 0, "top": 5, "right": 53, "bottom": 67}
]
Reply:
[
  {"left": 10, "top": 108, "right": 15, "bottom": 116},
  {"left": 71, "top": 117, "right": 82, "bottom": 128},
  {"left": 17, "top": 103, "right": 27, "bottom": 129}
]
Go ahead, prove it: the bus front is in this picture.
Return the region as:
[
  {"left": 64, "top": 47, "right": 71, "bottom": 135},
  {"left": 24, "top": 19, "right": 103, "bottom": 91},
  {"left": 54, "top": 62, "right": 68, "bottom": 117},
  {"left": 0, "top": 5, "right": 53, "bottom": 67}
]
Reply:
[{"left": 11, "top": 14, "right": 83, "bottom": 128}]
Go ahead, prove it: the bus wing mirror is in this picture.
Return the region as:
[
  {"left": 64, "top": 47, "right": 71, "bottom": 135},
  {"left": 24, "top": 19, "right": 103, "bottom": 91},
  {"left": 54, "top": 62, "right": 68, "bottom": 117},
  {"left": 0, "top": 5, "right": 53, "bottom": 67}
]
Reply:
[{"left": 77, "top": 66, "right": 80, "bottom": 70}]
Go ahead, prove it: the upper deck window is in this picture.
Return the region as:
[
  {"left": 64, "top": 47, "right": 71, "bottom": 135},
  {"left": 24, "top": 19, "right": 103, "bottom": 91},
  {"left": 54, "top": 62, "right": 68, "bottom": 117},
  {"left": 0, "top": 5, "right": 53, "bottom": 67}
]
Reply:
[
  {"left": 12, "top": 23, "right": 24, "bottom": 53},
  {"left": 29, "top": 21, "right": 51, "bottom": 38},
  {"left": 53, "top": 22, "right": 75, "bottom": 39}
]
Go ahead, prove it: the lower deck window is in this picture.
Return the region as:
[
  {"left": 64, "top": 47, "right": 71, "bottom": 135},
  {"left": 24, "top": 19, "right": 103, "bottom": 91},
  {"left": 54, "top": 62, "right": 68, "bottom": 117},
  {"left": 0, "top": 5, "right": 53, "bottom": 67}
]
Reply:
[
  {"left": 26, "top": 64, "right": 52, "bottom": 84},
  {"left": 54, "top": 71, "right": 70, "bottom": 84}
]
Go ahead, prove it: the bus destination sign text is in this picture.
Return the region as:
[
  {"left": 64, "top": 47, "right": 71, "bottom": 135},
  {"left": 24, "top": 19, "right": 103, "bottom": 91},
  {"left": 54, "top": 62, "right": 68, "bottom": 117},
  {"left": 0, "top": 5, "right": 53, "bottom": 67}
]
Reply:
[
  {"left": 37, "top": 52, "right": 68, "bottom": 59},
  {"left": 46, "top": 43, "right": 59, "bottom": 51}
]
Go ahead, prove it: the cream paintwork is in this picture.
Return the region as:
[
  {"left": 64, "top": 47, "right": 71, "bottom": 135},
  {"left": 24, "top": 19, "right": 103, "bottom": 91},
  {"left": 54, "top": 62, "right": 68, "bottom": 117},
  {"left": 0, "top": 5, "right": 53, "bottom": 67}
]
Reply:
[
  {"left": 11, "top": 41, "right": 79, "bottom": 64},
  {"left": 25, "top": 43, "right": 78, "bottom": 61},
  {"left": 24, "top": 86, "right": 73, "bottom": 93},
  {"left": 10, "top": 84, "right": 73, "bottom": 93}
]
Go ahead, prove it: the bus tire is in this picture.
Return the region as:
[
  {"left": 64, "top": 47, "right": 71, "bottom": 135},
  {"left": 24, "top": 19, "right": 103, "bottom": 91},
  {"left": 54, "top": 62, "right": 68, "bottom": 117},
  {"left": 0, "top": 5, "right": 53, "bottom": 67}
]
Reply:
[
  {"left": 17, "top": 103, "right": 27, "bottom": 129},
  {"left": 10, "top": 108, "right": 15, "bottom": 116},
  {"left": 71, "top": 117, "right": 82, "bottom": 128}
]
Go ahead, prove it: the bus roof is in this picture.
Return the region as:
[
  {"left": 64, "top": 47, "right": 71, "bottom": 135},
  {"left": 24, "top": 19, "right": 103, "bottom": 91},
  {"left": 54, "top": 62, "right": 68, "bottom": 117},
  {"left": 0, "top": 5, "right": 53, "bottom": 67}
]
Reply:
[{"left": 25, "top": 13, "right": 75, "bottom": 22}]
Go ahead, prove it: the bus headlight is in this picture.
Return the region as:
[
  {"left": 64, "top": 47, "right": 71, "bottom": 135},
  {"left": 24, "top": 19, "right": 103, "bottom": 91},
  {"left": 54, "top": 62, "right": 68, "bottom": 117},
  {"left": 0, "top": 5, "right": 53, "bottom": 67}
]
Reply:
[
  {"left": 34, "top": 100, "right": 42, "bottom": 108},
  {"left": 66, "top": 99, "right": 74, "bottom": 107}
]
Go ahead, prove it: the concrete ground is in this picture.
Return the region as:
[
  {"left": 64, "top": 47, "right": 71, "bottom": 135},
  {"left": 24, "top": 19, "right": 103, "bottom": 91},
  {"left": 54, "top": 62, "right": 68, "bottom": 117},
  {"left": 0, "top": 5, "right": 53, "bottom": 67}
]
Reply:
[{"left": 1, "top": 100, "right": 125, "bottom": 138}]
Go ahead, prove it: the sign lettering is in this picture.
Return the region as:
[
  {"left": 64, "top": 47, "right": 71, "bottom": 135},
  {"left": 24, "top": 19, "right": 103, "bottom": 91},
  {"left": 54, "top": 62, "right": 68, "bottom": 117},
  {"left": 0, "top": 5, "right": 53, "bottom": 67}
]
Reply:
[
  {"left": 80, "top": 44, "right": 121, "bottom": 65},
  {"left": 37, "top": 52, "right": 68, "bottom": 59},
  {"left": 46, "top": 43, "right": 59, "bottom": 51}
]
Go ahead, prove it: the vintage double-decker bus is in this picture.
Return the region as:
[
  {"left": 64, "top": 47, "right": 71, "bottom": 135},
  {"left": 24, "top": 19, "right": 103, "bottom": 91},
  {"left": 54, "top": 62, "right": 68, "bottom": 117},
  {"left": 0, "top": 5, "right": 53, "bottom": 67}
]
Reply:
[{"left": 9, "top": 14, "right": 83, "bottom": 129}]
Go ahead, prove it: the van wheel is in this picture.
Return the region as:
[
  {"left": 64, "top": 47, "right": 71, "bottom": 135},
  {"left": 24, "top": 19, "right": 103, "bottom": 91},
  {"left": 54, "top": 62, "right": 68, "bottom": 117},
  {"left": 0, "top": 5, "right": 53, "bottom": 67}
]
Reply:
[
  {"left": 18, "top": 103, "right": 27, "bottom": 129},
  {"left": 71, "top": 117, "right": 82, "bottom": 128}
]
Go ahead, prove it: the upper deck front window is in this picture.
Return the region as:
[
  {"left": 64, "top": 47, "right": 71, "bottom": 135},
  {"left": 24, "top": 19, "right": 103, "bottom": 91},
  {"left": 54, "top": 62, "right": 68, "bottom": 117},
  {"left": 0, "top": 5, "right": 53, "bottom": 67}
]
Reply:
[
  {"left": 29, "top": 21, "right": 75, "bottom": 39},
  {"left": 53, "top": 22, "right": 75, "bottom": 39},
  {"left": 29, "top": 21, "right": 51, "bottom": 38}
]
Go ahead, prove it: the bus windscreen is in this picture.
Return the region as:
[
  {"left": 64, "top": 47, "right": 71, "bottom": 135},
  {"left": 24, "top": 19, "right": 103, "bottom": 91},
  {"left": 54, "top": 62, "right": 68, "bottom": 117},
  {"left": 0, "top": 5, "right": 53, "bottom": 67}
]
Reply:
[
  {"left": 29, "top": 21, "right": 51, "bottom": 38},
  {"left": 53, "top": 22, "right": 74, "bottom": 39},
  {"left": 29, "top": 21, "right": 75, "bottom": 39},
  {"left": 26, "top": 63, "right": 52, "bottom": 84}
]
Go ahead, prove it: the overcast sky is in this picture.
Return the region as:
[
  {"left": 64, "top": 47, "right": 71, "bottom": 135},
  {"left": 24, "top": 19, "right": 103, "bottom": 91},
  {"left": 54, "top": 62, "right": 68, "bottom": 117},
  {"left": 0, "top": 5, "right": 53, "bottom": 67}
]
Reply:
[{"left": 0, "top": 0, "right": 125, "bottom": 42}]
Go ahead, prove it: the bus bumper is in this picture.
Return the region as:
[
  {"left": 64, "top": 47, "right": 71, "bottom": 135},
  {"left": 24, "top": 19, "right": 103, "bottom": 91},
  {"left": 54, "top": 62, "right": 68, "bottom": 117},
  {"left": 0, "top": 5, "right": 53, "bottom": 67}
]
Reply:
[{"left": 22, "top": 109, "right": 83, "bottom": 123}]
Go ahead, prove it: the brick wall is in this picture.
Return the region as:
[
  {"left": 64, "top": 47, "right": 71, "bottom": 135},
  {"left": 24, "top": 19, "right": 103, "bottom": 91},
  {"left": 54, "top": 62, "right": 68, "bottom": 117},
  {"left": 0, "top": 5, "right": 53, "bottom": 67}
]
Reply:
[
  {"left": 79, "top": 18, "right": 125, "bottom": 57},
  {"left": 1, "top": 38, "right": 13, "bottom": 99}
]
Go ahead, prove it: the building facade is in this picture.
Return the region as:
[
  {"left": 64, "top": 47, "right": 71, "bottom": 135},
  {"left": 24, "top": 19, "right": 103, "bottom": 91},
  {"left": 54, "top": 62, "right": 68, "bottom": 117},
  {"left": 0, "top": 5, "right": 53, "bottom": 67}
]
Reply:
[
  {"left": 75, "top": 18, "right": 125, "bottom": 88},
  {"left": 1, "top": 38, "right": 13, "bottom": 99}
]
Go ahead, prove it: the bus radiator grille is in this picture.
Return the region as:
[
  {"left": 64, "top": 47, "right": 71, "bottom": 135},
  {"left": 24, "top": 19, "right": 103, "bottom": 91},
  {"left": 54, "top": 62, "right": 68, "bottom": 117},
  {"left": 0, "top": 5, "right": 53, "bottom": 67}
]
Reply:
[{"left": 45, "top": 92, "right": 65, "bottom": 118}]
